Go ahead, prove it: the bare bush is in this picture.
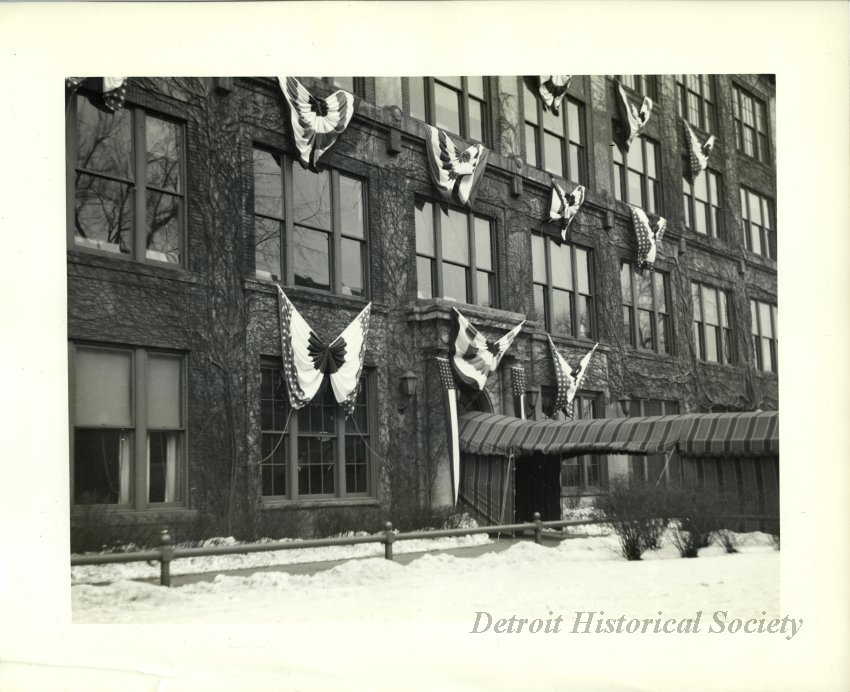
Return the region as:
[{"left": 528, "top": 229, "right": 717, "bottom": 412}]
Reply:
[{"left": 596, "top": 477, "right": 671, "bottom": 561}]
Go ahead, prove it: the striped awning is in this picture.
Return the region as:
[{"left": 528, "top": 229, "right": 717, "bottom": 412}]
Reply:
[{"left": 458, "top": 410, "right": 778, "bottom": 458}]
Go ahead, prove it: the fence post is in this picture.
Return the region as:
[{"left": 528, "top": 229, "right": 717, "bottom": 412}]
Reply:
[
  {"left": 384, "top": 521, "right": 395, "bottom": 561},
  {"left": 533, "top": 512, "right": 543, "bottom": 545},
  {"left": 159, "top": 528, "right": 174, "bottom": 587}
]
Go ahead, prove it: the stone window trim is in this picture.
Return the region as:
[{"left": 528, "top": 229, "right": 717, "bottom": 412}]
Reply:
[
  {"left": 675, "top": 74, "right": 717, "bottom": 134},
  {"left": 252, "top": 146, "right": 370, "bottom": 299},
  {"left": 67, "top": 92, "right": 187, "bottom": 267},
  {"left": 521, "top": 79, "right": 587, "bottom": 184},
  {"left": 739, "top": 186, "right": 776, "bottom": 261},
  {"left": 732, "top": 82, "right": 771, "bottom": 164},
  {"left": 414, "top": 198, "right": 498, "bottom": 309},
  {"left": 406, "top": 76, "right": 490, "bottom": 146},
  {"left": 530, "top": 234, "right": 596, "bottom": 340},
  {"left": 258, "top": 363, "right": 377, "bottom": 503},
  {"left": 612, "top": 132, "right": 662, "bottom": 215},
  {"left": 691, "top": 281, "right": 735, "bottom": 365},
  {"left": 682, "top": 165, "right": 723, "bottom": 240},
  {"left": 620, "top": 262, "right": 673, "bottom": 355},
  {"left": 69, "top": 342, "right": 188, "bottom": 511}
]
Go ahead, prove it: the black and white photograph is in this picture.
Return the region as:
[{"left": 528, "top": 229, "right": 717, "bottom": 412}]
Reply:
[{"left": 1, "top": 2, "right": 848, "bottom": 691}]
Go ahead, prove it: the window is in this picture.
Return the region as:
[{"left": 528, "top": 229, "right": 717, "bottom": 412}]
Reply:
[
  {"left": 733, "top": 84, "right": 770, "bottom": 163},
  {"left": 540, "top": 390, "right": 605, "bottom": 491},
  {"left": 325, "top": 77, "right": 365, "bottom": 97},
  {"left": 408, "top": 76, "right": 488, "bottom": 143},
  {"left": 260, "top": 367, "right": 373, "bottom": 499},
  {"left": 675, "top": 75, "right": 716, "bottom": 133},
  {"left": 628, "top": 399, "right": 680, "bottom": 485},
  {"left": 740, "top": 188, "right": 775, "bottom": 259},
  {"left": 415, "top": 200, "right": 496, "bottom": 307},
  {"left": 750, "top": 299, "right": 777, "bottom": 373},
  {"left": 613, "top": 135, "right": 661, "bottom": 214},
  {"left": 531, "top": 235, "right": 594, "bottom": 338},
  {"left": 69, "top": 94, "right": 184, "bottom": 264},
  {"left": 70, "top": 344, "right": 185, "bottom": 507},
  {"left": 253, "top": 148, "right": 367, "bottom": 297},
  {"left": 621, "top": 263, "right": 671, "bottom": 354},
  {"left": 523, "top": 80, "right": 586, "bottom": 182},
  {"left": 614, "top": 75, "right": 659, "bottom": 101},
  {"left": 683, "top": 168, "right": 723, "bottom": 238},
  {"left": 691, "top": 283, "right": 733, "bottom": 364}
]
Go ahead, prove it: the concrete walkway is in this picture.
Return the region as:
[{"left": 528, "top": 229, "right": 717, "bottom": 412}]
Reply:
[{"left": 141, "top": 534, "right": 572, "bottom": 588}]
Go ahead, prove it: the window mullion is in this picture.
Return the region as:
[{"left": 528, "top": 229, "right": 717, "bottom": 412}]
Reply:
[
  {"left": 134, "top": 349, "right": 146, "bottom": 509},
  {"left": 288, "top": 405, "right": 298, "bottom": 500},
  {"left": 66, "top": 96, "right": 77, "bottom": 246},
  {"left": 433, "top": 206, "right": 444, "bottom": 296},
  {"left": 283, "top": 157, "right": 294, "bottom": 284},
  {"left": 336, "top": 403, "right": 346, "bottom": 499},
  {"left": 467, "top": 214, "right": 477, "bottom": 305},
  {"left": 331, "top": 170, "right": 343, "bottom": 294},
  {"left": 133, "top": 111, "right": 146, "bottom": 261}
]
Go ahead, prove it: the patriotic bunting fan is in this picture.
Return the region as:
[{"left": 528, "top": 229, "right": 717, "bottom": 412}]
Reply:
[
  {"left": 549, "top": 337, "right": 598, "bottom": 418},
  {"left": 66, "top": 77, "right": 128, "bottom": 112},
  {"left": 280, "top": 76, "right": 355, "bottom": 171},
  {"left": 549, "top": 180, "right": 585, "bottom": 244},
  {"left": 277, "top": 286, "right": 371, "bottom": 416},
  {"left": 683, "top": 120, "right": 716, "bottom": 183},
  {"left": 613, "top": 80, "right": 652, "bottom": 155},
  {"left": 538, "top": 75, "right": 571, "bottom": 115},
  {"left": 630, "top": 205, "right": 666, "bottom": 271},
  {"left": 425, "top": 125, "right": 490, "bottom": 209},
  {"left": 452, "top": 308, "right": 524, "bottom": 391}
]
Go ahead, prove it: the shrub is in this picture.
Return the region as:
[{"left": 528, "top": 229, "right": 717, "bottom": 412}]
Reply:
[
  {"left": 715, "top": 527, "right": 739, "bottom": 554},
  {"left": 596, "top": 477, "right": 671, "bottom": 561},
  {"left": 667, "top": 484, "right": 725, "bottom": 558}
]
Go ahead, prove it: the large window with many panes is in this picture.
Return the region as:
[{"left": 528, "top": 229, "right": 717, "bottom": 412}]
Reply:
[
  {"left": 683, "top": 169, "right": 723, "bottom": 238},
  {"left": 750, "top": 299, "right": 777, "bottom": 373},
  {"left": 691, "top": 282, "right": 734, "bottom": 364},
  {"left": 68, "top": 94, "right": 184, "bottom": 265},
  {"left": 415, "top": 201, "right": 495, "bottom": 307},
  {"left": 541, "top": 390, "right": 606, "bottom": 492},
  {"left": 675, "top": 75, "right": 716, "bottom": 133},
  {"left": 621, "top": 263, "right": 671, "bottom": 354},
  {"left": 613, "top": 135, "right": 661, "bottom": 214},
  {"left": 522, "top": 80, "right": 586, "bottom": 182},
  {"left": 70, "top": 344, "right": 185, "bottom": 508},
  {"left": 629, "top": 399, "right": 681, "bottom": 484},
  {"left": 253, "top": 148, "right": 367, "bottom": 297},
  {"left": 260, "top": 366, "right": 373, "bottom": 500},
  {"left": 740, "top": 187, "right": 775, "bottom": 259},
  {"left": 408, "top": 77, "right": 488, "bottom": 143},
  {"left": 531, "top": 235, "right": 594, "bottom": 339},
  {"left": 733, "top": 84, "right": 770, "bottom": 163}
]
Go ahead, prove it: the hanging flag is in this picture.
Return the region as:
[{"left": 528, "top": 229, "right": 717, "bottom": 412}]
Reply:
[
  {"left": 424, "top": 124, "right": 490, "bottom": 209},
  {"left": 549, "top": 179, "right": 585, "bottom": 244},
  {"left": 613, "top": 80, "right": 652, "bottom": 155},
  {"left": 630, "top": 205, "right": 666, "bottom": 271},
  {"left": 452, "top": 308, "right": 524, "bottom": 391},
  {"left": 549, "top": 337, "right": 598, "bottom": 418},
  {"left": 683, "top": 120, "right": 716, "bottom": 183},
  {"left": 538, "top": 75, "right": 571, "bottom": 115},
  {"left": 436, "top": 356, "right": 461, "bottom": 506},
  {"left": 279, "top": 76, "right": 355, "bottom": 171},
  {"left": 102, "top": 78, "right": 127, "bottom": 112},
  {"left": 277, "top": 286, "right": 371, "bottom": 416}
]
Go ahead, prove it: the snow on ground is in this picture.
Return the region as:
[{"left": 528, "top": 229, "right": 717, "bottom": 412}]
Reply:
[
  {"left": 72, "top": 529, "right": 779, "bottom": 624},
  {"left": 71, "top": 532, "right": 492, "bottom": 585}
]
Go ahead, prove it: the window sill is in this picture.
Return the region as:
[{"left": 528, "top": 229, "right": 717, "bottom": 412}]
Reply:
[
  {"left": 261, "top": 497, "right": 381, "bottom": 510},
  {"left": 68, "top": 248, "right": 195, "bottom": 283},
  {"left": 244, "top": 277, "right": 382, "bottom": 313},
  {"left": 71, "top": 507, "right": 198, "bottom": 525},
  {"left": 406, "top": 298, "right": 527, "bottom": 330},
  {"left": 625, "top": 348, "right": 675, "bottom": 364},
  {"left": 533, "top": 331, "right": 603, "bottom": 351}
]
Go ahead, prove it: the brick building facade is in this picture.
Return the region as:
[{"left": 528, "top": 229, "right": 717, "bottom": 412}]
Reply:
[{"left": 66, "top": 75, "right": 777, "bottom": 548}]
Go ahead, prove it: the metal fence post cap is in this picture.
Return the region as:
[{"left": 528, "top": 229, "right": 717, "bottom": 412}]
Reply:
[
  {"left": 160, "top": 528, "right": 173, "bottom": 546},
  {"left": 532, "top": 512, "right": 541, "bottom": 522}
]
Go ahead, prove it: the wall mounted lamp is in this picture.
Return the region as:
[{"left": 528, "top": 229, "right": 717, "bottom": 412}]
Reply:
[
  {"left": 617, "top": 396, "right": 631, "bottom": 417},
  {"left": 398, "top": 370, "right": 419, "bottom": 411},
  {"left": 525, "top": 385, "right": 541, "bottom": 417}
]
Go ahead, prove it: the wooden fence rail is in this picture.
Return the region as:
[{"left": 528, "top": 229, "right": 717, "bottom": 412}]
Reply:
[{"left": 71, "top": 513, "right": 776, "bottom": 587}]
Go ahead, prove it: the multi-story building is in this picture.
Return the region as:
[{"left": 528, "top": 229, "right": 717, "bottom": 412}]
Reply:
[{"left": 66, "top": 75, "right": 777, "bottom": 548}]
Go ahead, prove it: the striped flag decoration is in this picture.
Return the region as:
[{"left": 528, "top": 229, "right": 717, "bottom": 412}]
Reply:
[
  {"left": 424, "top": 125, "right": 490, "bottom": 209},
  {"left": 279, "top": 76, "right": 355, "bottom": 171},
  {"left": 683, "top": 120, "right": 716, "bottom": 182},
  {"left": 452, "top": 308, "right": 524, "bottom": 391},
  {"left": 549, "top": 337, "right": 598, "bottom": 418}
]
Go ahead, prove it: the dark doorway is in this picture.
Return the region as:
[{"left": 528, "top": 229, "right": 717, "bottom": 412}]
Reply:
[{"left": 514, "top": 452, "right": 561, "bottom": 522}]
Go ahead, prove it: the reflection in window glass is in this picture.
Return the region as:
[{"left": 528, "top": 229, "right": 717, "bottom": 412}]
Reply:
[{"left": 293, "top": 227, "right": 331, "bottom": 291}]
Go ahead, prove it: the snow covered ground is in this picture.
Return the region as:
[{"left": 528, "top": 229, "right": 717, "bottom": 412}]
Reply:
[{"left": 72, "top": 528, "right": 780, "bottom": 625}]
